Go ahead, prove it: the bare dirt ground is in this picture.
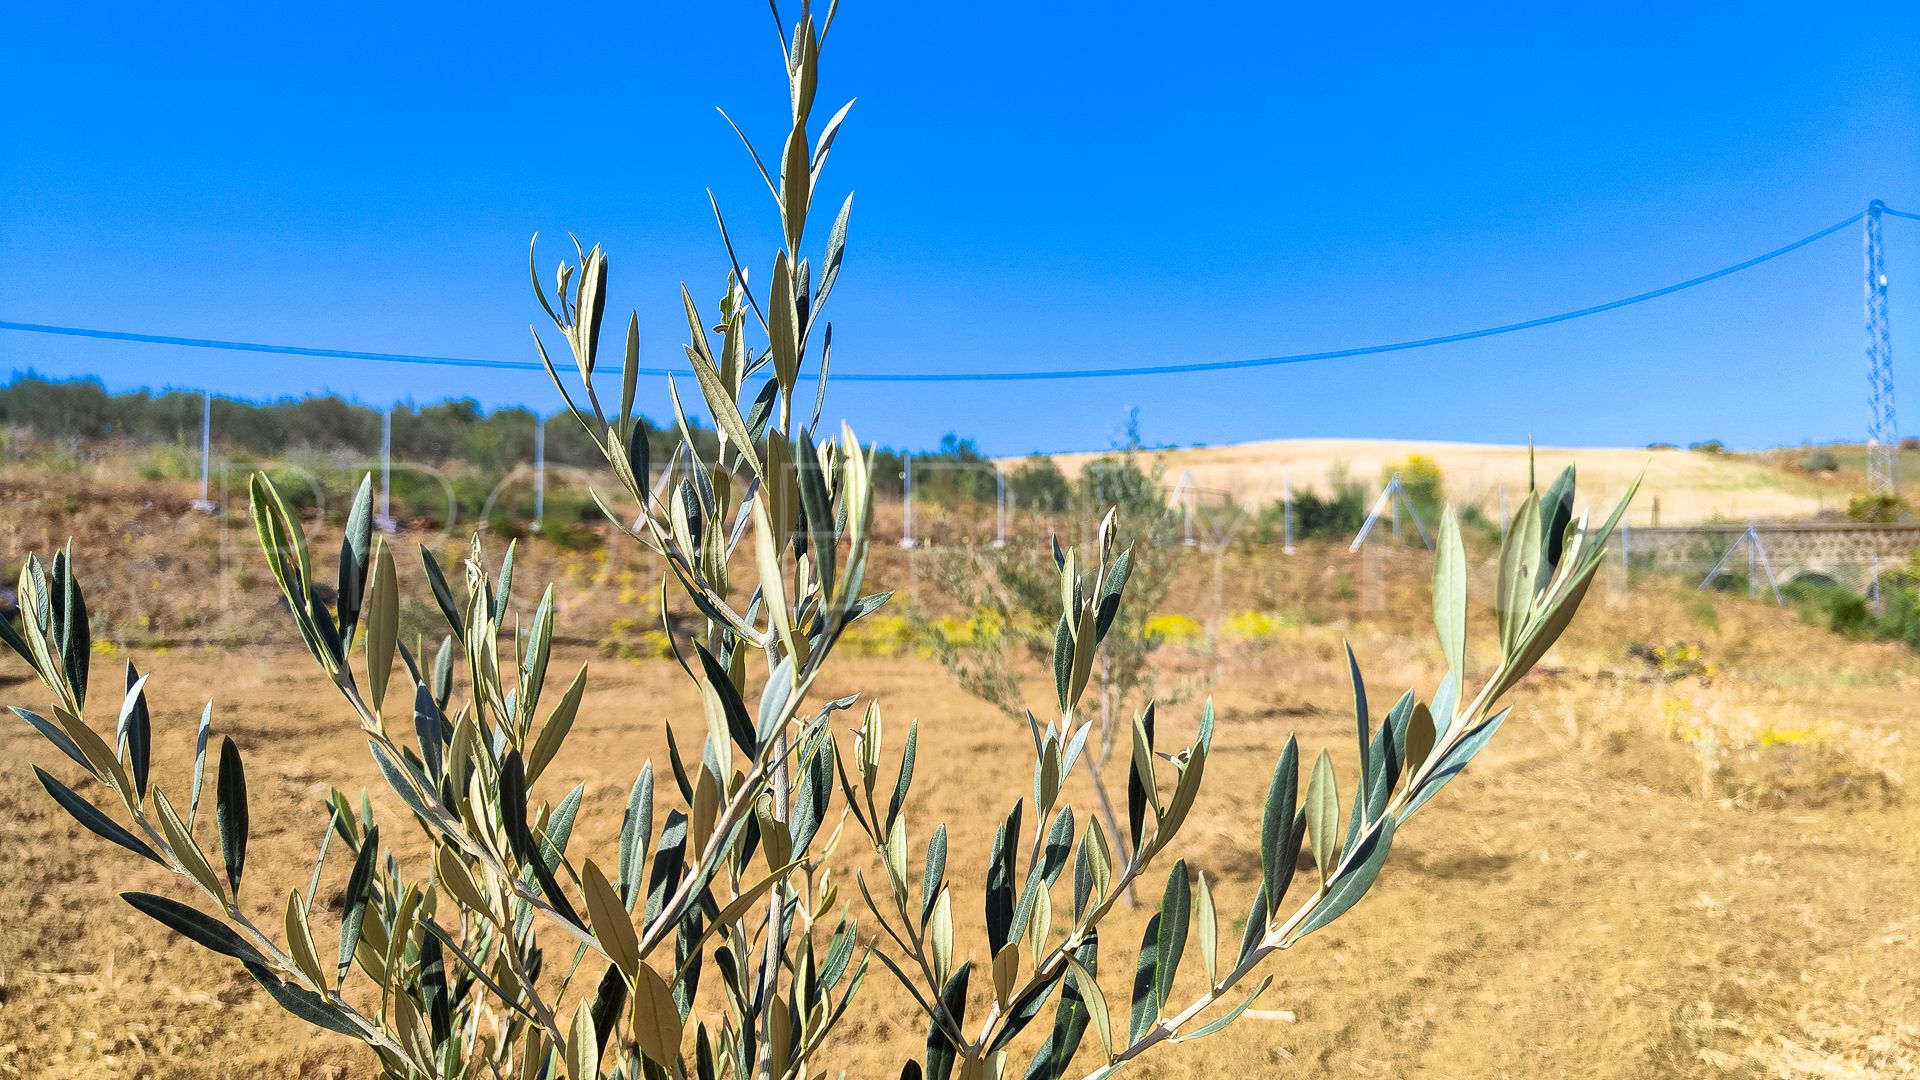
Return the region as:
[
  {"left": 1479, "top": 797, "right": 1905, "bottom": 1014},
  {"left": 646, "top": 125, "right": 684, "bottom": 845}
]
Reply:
[{"left": 1, "top": 469, "right": 1918, "bottom": 1078}]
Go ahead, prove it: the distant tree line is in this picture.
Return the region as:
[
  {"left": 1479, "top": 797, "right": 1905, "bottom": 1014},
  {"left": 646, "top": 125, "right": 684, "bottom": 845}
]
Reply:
[
  {"left": 0, "top": 374, "right": 1447, "bottom": 546},
  {"left": 0, "top": 375, "right": 1024, "bottom": 498},
  {"left": 0, "top": 371, "right": 706, "bottom": 471}
]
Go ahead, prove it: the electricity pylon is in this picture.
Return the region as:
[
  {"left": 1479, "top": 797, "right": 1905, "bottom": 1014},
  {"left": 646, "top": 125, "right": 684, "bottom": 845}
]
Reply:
[{"left": 1866, "top": 200, "right": 1897, "bottom": 495}]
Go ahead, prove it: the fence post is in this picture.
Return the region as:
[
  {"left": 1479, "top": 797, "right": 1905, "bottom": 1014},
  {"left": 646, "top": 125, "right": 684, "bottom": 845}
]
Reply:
[
  {"left": 1282, "top": 469, "right": 1296, "bottom": 555},
  {"left": 1390, "top": 473, "right": 1402, "bottom": 544},
  {"left": 900, "top": 456, "right": 916, "bottom": 549},
  {"left": 191, "top": 389, "right": 216, "bottom": 513},
  {"left": 1178, "top": 469, "right": 1196, "bottom": 546},
  {"left": 217, "top": 462, "right": 231, "bottom": 615},
  {"left": 1605, "top": 517, "right": 1630, "bottom": 609},
  {"left": 994, "top": 465, "right": 1007, "bottom": 548},
  {"left": 376, "top": 406, "right": 397, "bottom": 533},
  {"left": 533, "top": 412, "right": 546, "bottom": 531}
]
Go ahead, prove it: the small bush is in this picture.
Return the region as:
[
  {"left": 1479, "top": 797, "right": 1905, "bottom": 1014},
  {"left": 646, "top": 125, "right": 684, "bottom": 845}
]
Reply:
[
  {"left": 1008, "top": 455, "right": 1071, "bottom": 513},
  {"left": 1384, "top": 452, "right": 1445, "bottom": 525},
  {"left": 1797, "top": 446, "right": 1840, "bottom": 474},
  {"left": 597, "top": 617, "right": 674, "bottom": 661},
  {"left": 1222, "top": 610, "right": 1292, "bottom": 641},
  {"left": 1848, "top": 492, "right": 1907, "bottom": 523},
  {"left": 1143, "top": 611, "right": 1205, "bottom": 644},
  {"left": 1782, "top": 576, "right": 1920, "bottom": 650},
  {"left": 136, "top": 444, "right": 198, "bottom": 482},
  {"left": 1254, "top": 464, "right": 1369, "bottom": 543},
  {"left": 913, "top": 432, "right": 997, "bottom": 506}
]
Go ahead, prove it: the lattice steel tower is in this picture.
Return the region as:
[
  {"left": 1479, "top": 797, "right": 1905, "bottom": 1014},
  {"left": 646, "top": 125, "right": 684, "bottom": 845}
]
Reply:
[{"left": 1866, "top": 200, "right": 1897, "bottom": 494}]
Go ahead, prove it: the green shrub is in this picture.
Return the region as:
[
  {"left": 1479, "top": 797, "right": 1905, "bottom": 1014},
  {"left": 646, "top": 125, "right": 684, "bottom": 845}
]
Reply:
[
  {"left": 1383, "top": 452, "right": 1445, "bottom": 526},
  {"left": 921, "top": 431, "right": 1190, "bottom": 892},
  {"left": 1848, "top": 492, "right": 1907, "bottom": 523},
  {"left": 1783, "top": 576, "right": 1920, "bottom": 649},
  {"left": 1459, "top": 503, "right": 1500, "bottom": 542},
  {"left": 1254, "top": 466, "right": 1369, "bottom": 544},
  {"left": 136, "top": 443, "right": 198, "bottom": 482},
  {"left": 1797, "top": 445, "right": 1840, "bottom": 474},
  {"left": 917, "top": 433, "right": 998, "bottom": 505},
  {"left": 1010, "top": 455, "right": 1072, "bottom": 514}
]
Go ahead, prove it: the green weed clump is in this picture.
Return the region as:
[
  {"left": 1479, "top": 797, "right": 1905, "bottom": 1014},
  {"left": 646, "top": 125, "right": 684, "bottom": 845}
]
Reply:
[
  {"left": 1781, "top": 569, "right": 1920, "bottom": 651},
  {"left": 2, "top": 6, "right": 1633, "bottom": 1078},
  {"left": 1848, "top": 492, "right": 1907, "bottom": 523},
  {"left": 1252, "top": 465, "right": 1370, "bottom": 545}
]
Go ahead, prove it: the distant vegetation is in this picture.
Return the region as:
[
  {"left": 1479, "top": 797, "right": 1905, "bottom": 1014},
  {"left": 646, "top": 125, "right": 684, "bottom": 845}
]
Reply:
[
  {"left": 0, "top": 372, "right": 1067, "bottom": 490},
  {"left": 1847, "top": 492, "right": 1910, "bottom": 523},
  {"left": 0, "top": 370, "right": 681, "bottom": 469},
  {"left": 1797, "top": 446, "right": 1840, "bottom": 474},
  {"left": 1249, "top": 465, "right": 1367, "bottom": 544},
  {"left": 1782, "top": 554, "right": 1920, "bottom": 648},
  {"left": 0, "top": 373, "right": 1456, "bottom": 548},
  {"left": 0, "top": 373, "right": 1066, "bottom": 526}
]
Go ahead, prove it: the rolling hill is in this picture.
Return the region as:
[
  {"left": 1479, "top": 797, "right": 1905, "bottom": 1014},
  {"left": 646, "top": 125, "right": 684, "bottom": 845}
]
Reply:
[{"left": 1035, "top": 438, "right": 1863, "bottom": 527}]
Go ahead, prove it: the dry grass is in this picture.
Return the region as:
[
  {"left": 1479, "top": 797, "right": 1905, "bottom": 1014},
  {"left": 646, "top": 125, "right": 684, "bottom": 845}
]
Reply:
[
  {"left": 1036, "top": 438, "right": 1846, "bottom": 526},
  {"left": 1, "top": 469, "right": 1918, "bottom": 1078}
]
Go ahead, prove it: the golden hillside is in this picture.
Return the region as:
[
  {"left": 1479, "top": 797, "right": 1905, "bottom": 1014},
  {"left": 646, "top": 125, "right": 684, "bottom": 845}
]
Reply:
[{"left": 1034, "top": 438, "right": 1857, "bottom": 527}]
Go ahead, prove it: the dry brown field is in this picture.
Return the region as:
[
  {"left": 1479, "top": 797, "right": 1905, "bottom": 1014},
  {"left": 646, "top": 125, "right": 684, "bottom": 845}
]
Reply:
[
  {"left": 1035, "top": 439, "right": 1850, "bottom": 527},
  {"left": 1, "top": 466, "right": 1917, "bottom": 1078}
]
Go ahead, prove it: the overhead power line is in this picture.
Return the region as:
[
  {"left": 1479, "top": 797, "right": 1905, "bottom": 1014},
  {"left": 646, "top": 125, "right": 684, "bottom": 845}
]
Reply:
[{"left": 1, "top": 205, "right": 1910, "bottom": 384}]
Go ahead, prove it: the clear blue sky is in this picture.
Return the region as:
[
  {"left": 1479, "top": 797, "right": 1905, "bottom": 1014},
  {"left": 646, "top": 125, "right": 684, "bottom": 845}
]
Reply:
[{"left": 4, "top": 1, "right": 1917, "bottom": 454}]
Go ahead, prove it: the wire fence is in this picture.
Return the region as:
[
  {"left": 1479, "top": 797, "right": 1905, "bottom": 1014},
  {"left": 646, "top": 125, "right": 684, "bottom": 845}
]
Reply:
[{"left": 16, "top": 441, "right": 1900, "bottom": 660}]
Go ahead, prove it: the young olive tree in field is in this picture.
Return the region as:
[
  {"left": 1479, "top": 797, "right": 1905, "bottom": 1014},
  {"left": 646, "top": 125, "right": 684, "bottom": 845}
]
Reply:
[
  {"left": 5, "top": 5, "right": 1633, "bottom": 1078},
  {"left": 921, "top": 428, "right": 1196, "bottom": 896}
]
